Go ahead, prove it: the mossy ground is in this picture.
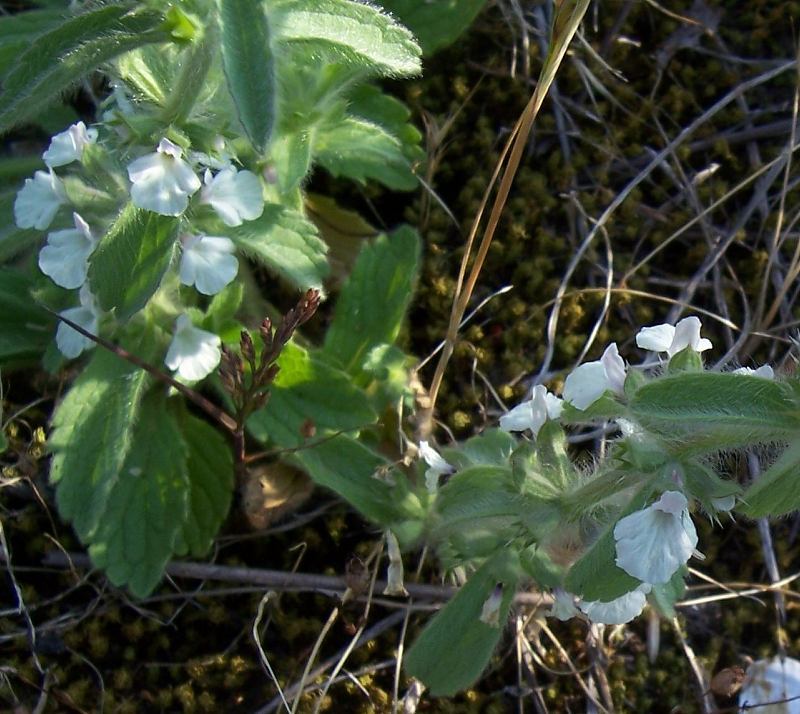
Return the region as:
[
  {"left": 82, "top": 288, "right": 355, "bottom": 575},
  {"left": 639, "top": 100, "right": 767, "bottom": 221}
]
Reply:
[{"left": 3, "top": 1, "right": 800, "bottom": 711}]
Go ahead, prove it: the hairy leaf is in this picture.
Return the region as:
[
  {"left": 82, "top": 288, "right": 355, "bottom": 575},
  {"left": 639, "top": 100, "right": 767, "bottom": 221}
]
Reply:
[
  {"left": 173, "top": 408, "right": 234, "bottom": 557},
  {"left": 217, "top": 0, "right": 276, "bottom": 152},
  {"left": 228, "top": 204, "right": 328, "bottom": 289},
  {"left": 88, "top": 204, "right": 180, "bottom": 321},
  {"left": 49, "top": 348, "right": 150, "bottom": 540},
  {"left": 739, "top": 441, "right": 800, "bottom": 518},
  {"left": 316, "top": 116, "right": 418, "bottom": 190},
  {"left": 0, "top": 3, "right": 169, "bottom": 133},
  {"left": 247, "top": 342, "right": 375, "bottom": 447},
  {"left": 630, "top": 373, "right": 800, "bottom": 454},
  {"left": 88, "top": 393, "right": 189, "bottom": 597},
  {"left": 376, "top": 0, "right": 487, "bottom": 55},
  {"left": 322, "top": 227, "right": 419, "bottom": 372},
  {"left": 0, "top": 268, "right": 53, "bottom": 363},
  {"left": 271, "top": 0, "right": 421, "bottom": 77}
]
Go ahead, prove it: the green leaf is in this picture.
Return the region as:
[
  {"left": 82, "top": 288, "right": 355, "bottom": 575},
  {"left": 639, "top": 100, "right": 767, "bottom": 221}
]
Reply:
[
  {"left": 520, "top": 544, "right": 563, "bottom": 589},
  {"left": 316, "top": 116, "right": 418, "bottom": 190},
  {"left": 405, "top": 550, "right": 519, "bottom": 696},
  {"left": 0, "top": 268, "right": 53, "bottom": 363},
  {"left": 217, "top": 0, "right": 276, "bottom": 152},
  {"left": 246, "top": 342, "right": 376, "bottom": 447},
  {"left": 0, "top": 3, "right": 170, "bottom": 133},
  {"left": 630, "top": 373, "right": 800, "bottom": 454},
  {"left": 376, "top": 0, "right": 486, "bottom": 55},
  {"left": 159, "top": 27, "right": 216, "bottom": 125},
  {"left": 88, "top": 393, "right": 189, "bottom": 597},
  {"left": 739, "top": 441, "right": 800, "bottom": 518},
  {"left": 564, "top": 488, "right": 649, "bottom": 602},
  {"left": 172, "top": 408, "right": 233, "bottom": 557},
  {"left": 49, "top": 348, "right": 150, "bottom": 540},
  {"left": 322, "top": 227, "right": 420, "bottom": 372},
  {"left": 228, "top": 204, "right": 328, "bottom": 290},
  {"left": 291, "top": 434, "right": 405, "bottom": 525},
  {"left": 271, "top": 0, "right": 421, "bottom": 77},
  {"left": 88, "top": 205, "right": 180, "bottom": 321}
]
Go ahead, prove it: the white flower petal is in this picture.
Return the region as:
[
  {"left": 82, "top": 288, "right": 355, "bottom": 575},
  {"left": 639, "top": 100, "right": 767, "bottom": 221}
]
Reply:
[
  {"left": 550, "top": 589, "right": 580, "bottom": 621},
  {"left": 578, "top": 583, "right": 652, "bottom": 625},
  {"left": 200, "top": 167, "right": 264, "bottom": 226},
  {"left": 636, "top": 323, "right": 675, "bottom": 353},
  {"left": 14, "top": 170, "right": 67, "bottom": 230},
  {"left": 56, "top": 286, "right": 99, "bottom": 358},
  {"left": 671, "top": 316, "right": 712, "bottom": 355},
  {"left": 563, "top": 361, "right": 610, "bottom": 411},
  {"left": 127, "top": 139, "right": 201, "bottom": 216},
  {"left": 733, "top": 365, "right": 774, "bottom": 379},
  {"left": 739, "top": 656, "right": 800, "bottom": 714},
  {"left": 43, "top": 121, "right": 97, "bottom": 167},
  {"left": 601, "top": 342, "right": 627, "bottom": 394},
  {"left": 179, "top": 234, "right": 238, "bottom": 295},
  {"left": 479, "top": 584, "right": 504, "bottom": 627},
  {"left": 165, "top": 314, "right": 221, "bottom": 381},
  {"left": 500, "top": 385, "right": 562, "bottom": 435},
  {"left": 711, "top": 495, "right": 736, "bottom": 512},
  {"left": 419, "top": 440, "right": 454, "bottom": 493},
  {"left": 614, "top": 491, "right": 698, "bottom": 584},
  {"left": 38, "top": 213, "right": 96, "bottom": 289}
]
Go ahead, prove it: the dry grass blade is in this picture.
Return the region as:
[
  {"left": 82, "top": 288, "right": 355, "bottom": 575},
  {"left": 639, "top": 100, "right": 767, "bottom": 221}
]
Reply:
[{"left": 420, "top": 0, "right": 591, "bottom": 434}]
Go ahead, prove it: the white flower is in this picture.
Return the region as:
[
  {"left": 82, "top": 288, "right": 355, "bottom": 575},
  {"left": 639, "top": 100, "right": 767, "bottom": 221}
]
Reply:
[
  {"left": 614, "top": 491, "right": 698, "bottom": 584},
  {"left": 14, "top": 169, "right": 67, "bottom": 230},
  {"left": 179, "top": 234, "right": 238, "bottom": 295},
  {"left": 56, "top": 285, "right": 100, "bottom": 358},
  {"left": 127, "top": 138, "right": 201, "bottom": 216},
  {"left": 42, "top": 121, "right": 98, "bottom": 167},
  {"left": 578, "top": 583, "right": 652, "bottom": 625},
  {"left": 164, "top": 314, "right": 221, "bottom": 381},
  {"left": 499, "top": 384, "right": 563, "bottom": 436},
  {"left": 563, "top": 342, "right": 627, "bottom": 410},
  {"left": 418, "top": 440, "right": 455, "bottom": 492},
  {"left": 38, "top": 213, "right": 96, "bottom": 289},
  {"left": 739, "top": 656, "right": 800, "bottom": 714},
  {"left": 636, "top": 316, "right": 712, "bottom": 357},
  {"left": 733, "top": 364, "right": 774, "bottom": 379},
  {"left": 200, "top": 167, "right": 264, "bottom": 226},
  {"left": 383, "top": 531, "right": 408, "bottom": 597}
]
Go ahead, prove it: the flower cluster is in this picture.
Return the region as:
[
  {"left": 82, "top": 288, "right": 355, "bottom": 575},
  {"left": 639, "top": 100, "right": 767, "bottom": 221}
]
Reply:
[{"left": 15, "top": 123, "right": 267, "bottom": 382}]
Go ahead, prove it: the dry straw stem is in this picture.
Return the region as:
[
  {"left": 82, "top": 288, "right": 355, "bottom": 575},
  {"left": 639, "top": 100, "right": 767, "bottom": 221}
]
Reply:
[{"left": 420, "top": 0, "right": 591, "bottom": 434}]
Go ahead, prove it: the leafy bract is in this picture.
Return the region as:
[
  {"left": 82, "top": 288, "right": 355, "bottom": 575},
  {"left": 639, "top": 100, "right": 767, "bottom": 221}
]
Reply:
[
  {"left": 49, "top": 348, "right": 150, "bottom": 540},
  {"left": 88, "top": 393, "right": 189, "bottom": 597},
  {"left": 322, "top": 227, "right": 420, "bottom": 373},
  {"left": 217, "top": 0, "right": 276, "bottom": 153},
  {"left": 88, "top": 204, "right": 180, "bottom": 321},
  {"left": 228, "top": 204, "right": 328, "bottom": 290},
  {"left": 316, "top": 117, "right": 418, "bottom": 190},
  {"left": 405, "top": 550, "right": 519, "bottom": 696},
  {"left": 442, "top": 428, "right": 516, "bottom": 471},
  {"left": 0, "top": 3, "right": 170, "bottom": 133},
  {"left": 376, "top": 0, "right": 487, "bottom": 55},
  {"left": 173, "top": 408, "right": 234, "bottom": 557},
  {"left": 0, "top": 269, "right": 53, "bottom": 364},
  {"left": 271, "top": 0, "right": 421, "bottom": 77}
]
